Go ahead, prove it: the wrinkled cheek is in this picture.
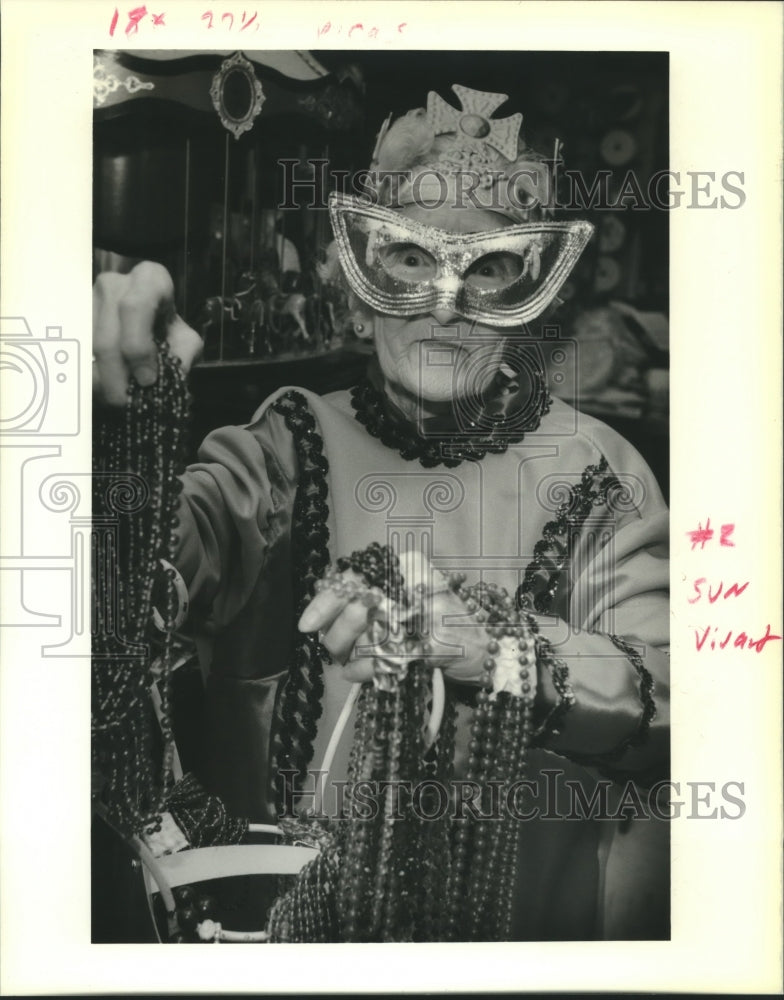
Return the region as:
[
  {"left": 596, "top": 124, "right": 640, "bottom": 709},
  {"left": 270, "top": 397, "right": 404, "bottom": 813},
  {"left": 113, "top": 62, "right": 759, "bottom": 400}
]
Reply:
[
  {"left": 416, "top": 357, "right": 500, "bottom": 402},
  {"left": 415, "top": 366, "right": 460, "bottom": 399},
  {"left": 411, "top": 347, "right": 479, "bottom": 400},
  {"left": 454, "top": 346, "right": 505, "bottom": 397},
  {"left": 377, "top": 342, "right": 442, "bottom": 395},
  {"left": 374, "top": 339, "right": 403, "bottom": 380}
]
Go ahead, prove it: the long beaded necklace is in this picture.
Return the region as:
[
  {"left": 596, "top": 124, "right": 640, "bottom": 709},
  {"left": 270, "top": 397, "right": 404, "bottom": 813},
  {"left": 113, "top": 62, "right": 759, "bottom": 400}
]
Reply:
[
  {"left": 266, "top": 545, "right": 576, "bottom": 943},
  {"left": 92, "top": 345, "right": 190, "bottom": 837},
  {"left": 266, "top": 391, "right": 331, "bottom": 811}
]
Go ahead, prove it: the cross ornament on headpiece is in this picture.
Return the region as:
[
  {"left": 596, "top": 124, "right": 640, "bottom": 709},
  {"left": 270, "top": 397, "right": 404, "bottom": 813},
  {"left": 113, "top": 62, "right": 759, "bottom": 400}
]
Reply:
[
  {"left": 364, "top": 82, "right": 569, "bottom": 223},
  {"left": 427, "top": 84, "right": 523, "bottom": 161}
]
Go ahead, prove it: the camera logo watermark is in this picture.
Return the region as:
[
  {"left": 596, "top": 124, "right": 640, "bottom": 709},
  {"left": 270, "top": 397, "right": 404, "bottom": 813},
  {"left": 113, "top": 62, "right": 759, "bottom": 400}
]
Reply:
[
  {"left": 0, "top": 316, "right": 87, "bottom": 655},
  {"left": 0, "top": 318, "right": 80, "bottom": 436}
]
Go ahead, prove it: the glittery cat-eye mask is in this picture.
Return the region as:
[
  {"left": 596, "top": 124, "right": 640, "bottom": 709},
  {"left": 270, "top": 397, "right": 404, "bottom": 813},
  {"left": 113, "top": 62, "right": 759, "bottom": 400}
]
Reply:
[{"left": 329, "top": 193, "right": 594, "bottom": 327}]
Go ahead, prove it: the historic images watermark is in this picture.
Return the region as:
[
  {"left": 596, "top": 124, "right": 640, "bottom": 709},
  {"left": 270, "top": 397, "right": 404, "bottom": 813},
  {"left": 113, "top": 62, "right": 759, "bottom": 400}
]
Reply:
[
  {"left": 281, "top": 768, "right": 746, "bottom": 823},
  {"left": 278, "top": 160, "right": 747, "bottom": 212}
]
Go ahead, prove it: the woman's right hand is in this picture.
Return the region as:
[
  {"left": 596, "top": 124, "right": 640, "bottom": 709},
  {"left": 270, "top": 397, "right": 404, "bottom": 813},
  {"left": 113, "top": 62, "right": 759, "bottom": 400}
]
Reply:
[
  {"left": 92, "top": 261, "right": 203, "bottom": 406},
  {"left": 299, "top": 551, "right": 501, "bottom": 688}
]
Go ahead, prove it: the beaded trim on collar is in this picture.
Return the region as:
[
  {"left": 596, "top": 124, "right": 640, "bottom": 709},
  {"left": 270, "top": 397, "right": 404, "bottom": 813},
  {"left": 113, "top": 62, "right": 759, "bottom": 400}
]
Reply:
[{"left": 350, "top": 371, "right": 552, "bottom": 469}]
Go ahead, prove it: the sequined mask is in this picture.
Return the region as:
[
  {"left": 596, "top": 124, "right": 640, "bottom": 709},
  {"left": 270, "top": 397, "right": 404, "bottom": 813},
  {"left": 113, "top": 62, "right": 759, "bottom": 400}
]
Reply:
[{"left": 329, "top": 193, "right": 594, "bottom": 326}]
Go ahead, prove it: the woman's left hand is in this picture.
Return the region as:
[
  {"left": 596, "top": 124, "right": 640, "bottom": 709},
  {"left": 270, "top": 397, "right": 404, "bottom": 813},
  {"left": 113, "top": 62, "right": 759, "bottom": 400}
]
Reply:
[{"left": 298, "top": 550, "right": 494, "bottom": 685}]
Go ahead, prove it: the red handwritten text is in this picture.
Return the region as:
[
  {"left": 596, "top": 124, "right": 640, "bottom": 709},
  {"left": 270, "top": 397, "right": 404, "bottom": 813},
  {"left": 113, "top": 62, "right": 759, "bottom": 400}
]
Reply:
[
  {"left": 688, "top": 578, "right": 750, "bottom": 604},
  {"left": 202, "top": 10, "right": 260, "bottom": 30},
  {"left": 109, "top": 5, "right": 167, "bottom": 35},
  {"left": 686, "top": 518, "right": 735, "bottom": 550},
  {"left": 694, "top": 624, "right": 781, "bottom": 653},
  {"left": 317, "top": 20, "right": 406, "bottom": 40},
  {"left": 687, "top": 518, "right": 780, "bottom": 654}
]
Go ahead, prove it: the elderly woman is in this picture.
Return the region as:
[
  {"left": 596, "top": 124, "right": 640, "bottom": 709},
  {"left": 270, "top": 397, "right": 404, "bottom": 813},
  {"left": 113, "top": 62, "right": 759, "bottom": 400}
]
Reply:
[{"left": 93, "top": 84, "right": 669, "bottom": 941}]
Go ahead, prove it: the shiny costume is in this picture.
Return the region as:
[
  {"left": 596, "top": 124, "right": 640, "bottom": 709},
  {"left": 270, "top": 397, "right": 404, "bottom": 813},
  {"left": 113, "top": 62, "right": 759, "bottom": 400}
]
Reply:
[{"left": 173, "top": 384, "right": 670, "bottom": 940}]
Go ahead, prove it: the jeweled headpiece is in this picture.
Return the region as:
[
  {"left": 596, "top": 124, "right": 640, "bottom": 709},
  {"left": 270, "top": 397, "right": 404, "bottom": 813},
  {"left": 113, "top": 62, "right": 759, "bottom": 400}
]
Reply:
[{"left": 366, "top": 84, "right": 560, "bottom": 222}]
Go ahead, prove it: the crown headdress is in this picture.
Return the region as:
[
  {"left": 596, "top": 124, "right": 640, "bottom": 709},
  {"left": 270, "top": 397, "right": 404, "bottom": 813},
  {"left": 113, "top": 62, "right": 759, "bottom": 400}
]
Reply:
[
  {"left": 367, "top": 84, "right": 559, "bottom": 222},
  {"left": 428, "top": 84, "right": 522, "bottom": 160}
]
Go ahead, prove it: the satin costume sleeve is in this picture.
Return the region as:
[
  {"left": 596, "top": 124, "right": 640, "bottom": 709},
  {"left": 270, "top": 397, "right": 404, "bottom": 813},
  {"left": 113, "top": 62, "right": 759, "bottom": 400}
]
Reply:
[
  {"left": 525, "top": 420, "right": 669, "bottom": 785},
  {"left": 173, "top": 406, "right": 298, "bottom": 635},
  {"left": 170, "top": 404, "right": 304, "bottom": 821}
]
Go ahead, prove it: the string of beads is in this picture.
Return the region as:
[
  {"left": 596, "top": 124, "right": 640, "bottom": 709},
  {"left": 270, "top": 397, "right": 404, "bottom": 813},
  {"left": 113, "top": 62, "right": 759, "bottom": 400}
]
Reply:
[
  {"left": 92, "top": 344, "right": 190, "bottom": 837},
  {"left": 350, "top": 367, "right": 552, "bottom": 469},
  {"left": 266, "top": 391, "right": 332, "bottom": 811},
  {"left": 267, "top": 546, "right": 576, "bottom": 942}
]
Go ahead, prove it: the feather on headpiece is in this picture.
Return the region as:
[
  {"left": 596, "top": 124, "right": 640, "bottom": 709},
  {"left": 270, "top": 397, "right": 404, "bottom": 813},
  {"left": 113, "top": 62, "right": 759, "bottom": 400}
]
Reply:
[
  {"left": 365, "top": 84, "right": 559, "bottom": 222},
  {"left": 372, "top": 109, "right": 434, "bottom": 173}
]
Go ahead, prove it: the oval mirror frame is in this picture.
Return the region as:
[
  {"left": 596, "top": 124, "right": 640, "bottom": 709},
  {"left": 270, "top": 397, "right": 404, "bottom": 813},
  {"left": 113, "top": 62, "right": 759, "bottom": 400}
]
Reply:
[{"left": 210, "top": 51, "right": 265, "bottom": 139}]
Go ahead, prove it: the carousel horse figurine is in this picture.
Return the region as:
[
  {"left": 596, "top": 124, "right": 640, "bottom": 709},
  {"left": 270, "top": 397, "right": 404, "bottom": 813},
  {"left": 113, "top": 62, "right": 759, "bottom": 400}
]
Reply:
[
  {"left": 199, "top": 294, "right": 229, "bottom": 359},
  {"left": 304, "top": 286, "right": 334, "bottom": 350},
  {"left": 200, "top": 281, "right": 266, "bottom": 359},
  {"left": 311, "top": 242, "right": 351, "bottom": 349},
  {"left": 234, "top": 270, "right": 274, "bottom": 357},
  {"left": 254, "top": 253, "right": 312, "bottom": 353},
  {"left": 271, "top": 290, "right": 311, "bottom": 351}
]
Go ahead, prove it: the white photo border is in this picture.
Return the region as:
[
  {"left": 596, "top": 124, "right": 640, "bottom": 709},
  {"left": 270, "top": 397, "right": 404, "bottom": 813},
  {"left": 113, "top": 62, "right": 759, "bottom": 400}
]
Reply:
[{"left": 1, "top": 0, "right": 782, "bottom": 994}]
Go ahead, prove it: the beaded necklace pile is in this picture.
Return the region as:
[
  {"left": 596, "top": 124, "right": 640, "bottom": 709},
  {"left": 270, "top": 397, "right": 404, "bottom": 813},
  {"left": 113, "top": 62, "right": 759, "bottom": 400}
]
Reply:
[
  {"left": 92, "top": 374, "right": 581, "bottom": 942},
  {"left": 92, "top": 345, "right": 189, "bottom": 837},
  {"left": 264, "top": 541, "right": 575, "bottom": 943}
]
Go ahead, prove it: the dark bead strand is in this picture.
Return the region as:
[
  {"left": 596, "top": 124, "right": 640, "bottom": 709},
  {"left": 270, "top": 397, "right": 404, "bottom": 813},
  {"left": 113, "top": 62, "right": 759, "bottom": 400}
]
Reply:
[
  {"left": 477, "top": 719, "right": 513, "bottom": 937},
  {"left": 465, "top": 693, "right": 501, "bottom": 939},
  {"left": 406, "top": 661, "right": 434, "bottom": 938},
  {"left": 514, "top": 456, "right": 617, "bottom": 615},
  {"left": 378, "top": 683, "right": 404, "bottom": 940},
  {"left": 350, "top": 370, "right": 552, "bottom": 469},
  {"left": 441, "top": 576, "right": 539, "bottom": 941},
  {"left": 496, "top": 694, "right": 526, "bottom": 936},
  {"left": 332, "top": 580, "right": 436, "bottom": 941},
  {"left": 336, "top": 686, "right": 372, "bottom": 939},
  {"left": 446, "top": 677, "right": 490, "bottom": 940},
  {"left": 92, "top": 345, "right": 190, "bottom": 836},
  {"left": 267, "top": 393, "right": 333, "bottom": 812},
  {"left": 348, "top": 686, "right": 385, "bottom": 940},
  {"left": 413, "top": 666, "right": 441, "bottom": 941},
  {"left": 514, "top": 612, "right": 575, "bottom": 745},
  {"left": 425, "top": 688, "right": 457, "bottom": 941},
  {"left": 392, "top": 669, "right": 414, "bottom": 937},
  {"left": 365, "top": 687, "right": 393, "bottom": 938},
  {"left": 487, "top": 693, "right": 526, "bottom": 938},
  {"left": 412, "top": 663, "right": 432, "bottom": 937},
  {"left": 462, "top": 624, "right": 500, "bottom": 938},
  {"left": 339, "top": 541, "right": 406, "bottom": 607}
]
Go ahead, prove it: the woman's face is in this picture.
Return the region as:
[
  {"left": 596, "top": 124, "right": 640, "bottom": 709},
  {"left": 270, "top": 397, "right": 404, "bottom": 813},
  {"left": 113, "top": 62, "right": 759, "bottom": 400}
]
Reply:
[{"left": 368, "top": 203, "right": 512, "bottom": 409}]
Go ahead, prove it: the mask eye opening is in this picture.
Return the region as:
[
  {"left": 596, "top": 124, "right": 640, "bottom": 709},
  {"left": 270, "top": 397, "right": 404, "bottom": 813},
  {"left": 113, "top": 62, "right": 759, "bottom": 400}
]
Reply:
[
  {"left": 463, "top": 250, "right": 527, "bottom": 290},
  {"left": 375, "top": 241, "right": 439, "bottom": 285}
]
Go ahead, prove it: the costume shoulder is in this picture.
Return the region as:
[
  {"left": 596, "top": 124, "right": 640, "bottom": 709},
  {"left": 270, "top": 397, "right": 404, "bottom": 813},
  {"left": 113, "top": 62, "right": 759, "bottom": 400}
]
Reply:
[
  {"left": 543, "top": 396, "right": 661, "bottom": 477},
  {"left": 244, "top": 384, "right": 354, "bottom": 430}
]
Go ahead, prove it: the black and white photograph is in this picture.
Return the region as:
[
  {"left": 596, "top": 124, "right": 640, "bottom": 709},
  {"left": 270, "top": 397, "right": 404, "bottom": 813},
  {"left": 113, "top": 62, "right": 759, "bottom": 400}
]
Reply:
[
  {"left": 0, "top": 1, "right": 781, "bottom": 994},
  {"left": 90, "top": 47, "right": 671, "bottom": 945}
]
